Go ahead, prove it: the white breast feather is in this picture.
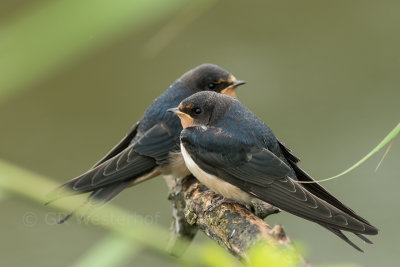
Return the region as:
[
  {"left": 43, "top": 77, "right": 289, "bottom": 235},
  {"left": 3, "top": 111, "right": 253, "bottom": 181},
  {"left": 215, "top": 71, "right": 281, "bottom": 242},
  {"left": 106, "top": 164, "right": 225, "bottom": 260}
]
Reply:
[{"left": 181, "top": 144, "right": 252, "bottom": 204}]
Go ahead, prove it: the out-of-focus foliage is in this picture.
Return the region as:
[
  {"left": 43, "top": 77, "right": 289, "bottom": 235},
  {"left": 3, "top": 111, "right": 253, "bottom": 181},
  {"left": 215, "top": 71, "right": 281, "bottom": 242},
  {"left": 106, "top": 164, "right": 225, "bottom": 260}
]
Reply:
[
  {"left": 247, "top": 242, "right": 302, "bottom": 267},
  {"left": 0, "top": 0, "right": 190, "bottom": 103},
  {"left": 71, "top": 234, "right": 137, "bottom": 267},
  {"left": 0, "top": 160, "right": 176, "bottom": 252},
  {"left": 200, "top": 243, "right": 241, "bottom": 267},
  {"left": 1, "top": 0, "right": 399, "bottom": 266},
  {"left": 318, "top": 265, "right": 360, "bottom": 267},
  {"left": 0, "top": 159, "right": 307, "bottom": 266}
]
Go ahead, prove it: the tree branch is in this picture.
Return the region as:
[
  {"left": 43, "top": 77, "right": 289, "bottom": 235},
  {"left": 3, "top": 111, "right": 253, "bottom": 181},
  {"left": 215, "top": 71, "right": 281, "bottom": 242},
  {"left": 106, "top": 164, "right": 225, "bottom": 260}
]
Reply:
[{"left": 166, "top": 175, "right": 309, "bottom": 265}]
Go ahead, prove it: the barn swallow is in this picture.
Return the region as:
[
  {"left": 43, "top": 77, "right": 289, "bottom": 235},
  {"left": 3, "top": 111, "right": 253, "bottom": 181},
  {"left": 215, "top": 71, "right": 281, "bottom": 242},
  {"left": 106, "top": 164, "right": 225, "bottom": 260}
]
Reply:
[
  {"left": 52, "top": 64, "right": 245, "bottom": 222},
  {"left": 169, "top": 91, "right": 378, "bottom": 252}
]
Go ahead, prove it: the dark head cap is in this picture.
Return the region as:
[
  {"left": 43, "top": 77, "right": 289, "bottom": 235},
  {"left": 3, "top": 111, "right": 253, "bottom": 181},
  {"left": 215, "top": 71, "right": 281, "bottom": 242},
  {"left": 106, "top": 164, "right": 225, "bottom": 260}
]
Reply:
[
  {"left": 168, "top": 91, "right": 234, "bottom": 128},
  {"left": 179, "top": 63, "right": 245, "bottom": 98}
]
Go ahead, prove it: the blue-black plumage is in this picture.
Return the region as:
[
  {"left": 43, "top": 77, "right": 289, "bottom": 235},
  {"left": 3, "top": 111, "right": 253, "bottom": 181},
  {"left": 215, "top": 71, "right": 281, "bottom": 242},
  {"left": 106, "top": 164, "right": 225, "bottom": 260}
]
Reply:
[
  {"left": 51, "top": 64, "right": 246, "bottom": 222},
  {"left": 170, "top": 91, "right": 378, "bottom": 252}
]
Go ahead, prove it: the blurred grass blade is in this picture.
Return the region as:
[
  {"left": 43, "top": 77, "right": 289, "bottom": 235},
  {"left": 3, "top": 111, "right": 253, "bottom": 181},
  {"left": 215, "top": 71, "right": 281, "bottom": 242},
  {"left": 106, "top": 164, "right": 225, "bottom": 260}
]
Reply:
[
  {"left": 246, "top": 241, "right": 302, "bottom": 267},
  {"left": 0, "top": 188, "right": 7, "bottom": 201},
  {"left": 0, "top": 159, "right": 308, "bottom": 266},
  {"left": 144, "top": 0, "right": 218, "bottom": 58},
  {"left": 0, "top": 159, "right": 187, "bottom": 260},
  {"left": 72, "top": 234, "right": 137, "bottom": 267},
  {"left": 198, "top": 242, "right": 240, "bottom": 267},
  {"left": 296, "top": 122, "right": 400, "bottom": 184},
  {"left": 375, "top": 139, "right": 394, "bottom": 171},
  {"left": 0, "top": 0, "right": 186, "bottom": 103}
]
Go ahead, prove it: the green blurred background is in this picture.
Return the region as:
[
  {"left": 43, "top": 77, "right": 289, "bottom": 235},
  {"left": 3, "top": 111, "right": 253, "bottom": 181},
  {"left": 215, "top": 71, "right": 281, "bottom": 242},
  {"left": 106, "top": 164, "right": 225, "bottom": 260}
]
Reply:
[{"left": 1, "top": 0, "right": 399, "bottom": 266}]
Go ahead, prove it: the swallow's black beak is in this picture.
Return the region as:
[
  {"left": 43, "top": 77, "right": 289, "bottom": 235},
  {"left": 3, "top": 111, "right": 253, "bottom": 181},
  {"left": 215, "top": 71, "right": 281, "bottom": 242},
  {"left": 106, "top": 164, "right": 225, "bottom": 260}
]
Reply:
[
  {"left": 168, "top": 107, "right": 189, "bottom": 117},
  {"left": 168, "top": 106, "right": 194, "bottom": 128},
  {"left": 167, "top": 107, "right": 180, "bottom": 114},
  {"left": 221, "top": 79, "right": 245, "bottom": 98},
  {"left": 168, "top": 106, "right": 191, "bottom": 117},
  {"left": 233, "top": 80, "right": 246, "bottom": 87}
]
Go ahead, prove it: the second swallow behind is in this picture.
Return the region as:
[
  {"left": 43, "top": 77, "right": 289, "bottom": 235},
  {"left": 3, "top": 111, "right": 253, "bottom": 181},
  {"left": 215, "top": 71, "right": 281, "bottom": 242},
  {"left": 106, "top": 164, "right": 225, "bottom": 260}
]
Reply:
[{"left": 52, "top": 64, "right": 245, "bottom": 222}]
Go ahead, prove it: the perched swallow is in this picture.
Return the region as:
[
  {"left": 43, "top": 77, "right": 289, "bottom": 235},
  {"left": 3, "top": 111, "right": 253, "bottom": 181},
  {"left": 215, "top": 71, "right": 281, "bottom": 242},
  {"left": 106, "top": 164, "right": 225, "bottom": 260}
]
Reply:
[
  {"left": 169, "top": 91, "right": 378, "bottom": 252},
  {"left": 52, "top": 64, "right": 245, "bottom": 222}
]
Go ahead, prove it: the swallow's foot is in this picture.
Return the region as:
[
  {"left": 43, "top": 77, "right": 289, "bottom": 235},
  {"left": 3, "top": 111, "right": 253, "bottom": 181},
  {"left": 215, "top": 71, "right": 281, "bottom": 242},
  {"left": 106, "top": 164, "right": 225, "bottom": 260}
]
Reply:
[{"left": 205, "top": 196, "right": 235, "bottom": 213}]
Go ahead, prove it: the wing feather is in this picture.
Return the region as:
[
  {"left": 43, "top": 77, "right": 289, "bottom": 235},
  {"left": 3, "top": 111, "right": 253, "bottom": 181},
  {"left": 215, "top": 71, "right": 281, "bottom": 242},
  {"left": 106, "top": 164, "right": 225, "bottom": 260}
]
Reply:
[
  {"left": 278, "top": 140, "right": 372, "bottom": 225},
  {"left": 92, "top": 121, "right": 140, "bottom": 168},
  {"left": 58, "top": 124, "right": 177, "bottom": 193},
  {"left": 181, "top": 127, "right": 378, "bottom": 235}
]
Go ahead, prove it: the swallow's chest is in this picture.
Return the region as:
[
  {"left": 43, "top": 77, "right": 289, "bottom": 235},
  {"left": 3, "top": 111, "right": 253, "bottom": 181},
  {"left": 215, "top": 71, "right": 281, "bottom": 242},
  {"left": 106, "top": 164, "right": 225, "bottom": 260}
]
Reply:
[
  {"left": 161, "top": 150, "right": 191, "bottom": 178},
  {"left": 180, "top": 144, "right": 252, "bottom": 204}
]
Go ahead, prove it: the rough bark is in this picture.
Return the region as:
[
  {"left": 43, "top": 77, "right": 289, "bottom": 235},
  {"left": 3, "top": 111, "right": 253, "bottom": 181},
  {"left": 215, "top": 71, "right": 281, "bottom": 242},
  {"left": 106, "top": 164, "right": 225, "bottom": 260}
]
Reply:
[
  {"left": 164, "top": 175, "right": 198, "bottom": 256},
  {"left": 166, "top": 175, "right": 308, "bottom": 265}
]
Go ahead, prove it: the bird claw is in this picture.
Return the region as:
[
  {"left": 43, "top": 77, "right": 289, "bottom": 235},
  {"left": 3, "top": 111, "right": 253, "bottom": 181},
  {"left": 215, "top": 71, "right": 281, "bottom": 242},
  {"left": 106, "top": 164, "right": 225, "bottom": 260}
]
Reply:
[{"left": 205, "top": 196, "right": 233, "bottom": 213}]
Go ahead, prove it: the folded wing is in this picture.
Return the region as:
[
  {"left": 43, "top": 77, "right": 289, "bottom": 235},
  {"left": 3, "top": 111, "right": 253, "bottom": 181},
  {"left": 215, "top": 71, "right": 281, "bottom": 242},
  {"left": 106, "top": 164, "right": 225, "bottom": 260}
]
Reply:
[{"left": 181, "top": 127, "right": 378, "bottom": 236}]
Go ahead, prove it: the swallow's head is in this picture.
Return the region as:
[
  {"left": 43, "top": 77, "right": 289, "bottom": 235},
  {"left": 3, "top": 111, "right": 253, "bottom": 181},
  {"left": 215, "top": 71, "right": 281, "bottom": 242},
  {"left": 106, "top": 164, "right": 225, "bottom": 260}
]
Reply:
[
  {"left": 179, "top": 63, "right": 245, "bottom": 98},
  {"left": 168, "top": 91, "right": 233, "bottom": 128}
]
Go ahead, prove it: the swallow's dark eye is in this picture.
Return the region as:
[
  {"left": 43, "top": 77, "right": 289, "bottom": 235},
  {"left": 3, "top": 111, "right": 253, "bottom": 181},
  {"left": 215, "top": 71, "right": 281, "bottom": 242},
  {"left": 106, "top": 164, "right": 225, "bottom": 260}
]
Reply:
[
  {"left": 193, "top": 108, "right": 201, "bottom": 114},
  {"left": 208, "top": 83, "right": 215, "bottom": 89}
]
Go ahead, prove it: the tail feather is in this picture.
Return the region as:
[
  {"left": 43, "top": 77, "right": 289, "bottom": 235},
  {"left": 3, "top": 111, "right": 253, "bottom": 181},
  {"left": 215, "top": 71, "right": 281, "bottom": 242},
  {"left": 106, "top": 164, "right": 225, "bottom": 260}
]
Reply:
[
  {"left": 320, "top": 224, "right": 364, "bottom": 252},
  {"left": 355, "top": 233, "right": 373, "bottom": 244},
  {"left": 46, "top": 150, "right": 157, "bottom": 205},
  {"left": 58, "top": 180, "right": 132, "bottom": 224},
  {"left": 88, "top": 180, "right": 132, "bottom": 203}
]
